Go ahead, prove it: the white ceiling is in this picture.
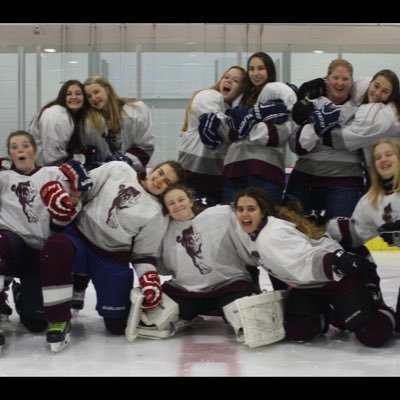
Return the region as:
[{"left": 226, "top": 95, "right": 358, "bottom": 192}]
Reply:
[{"left": 0, "top": 23, "right": 400, "bottom": 53}]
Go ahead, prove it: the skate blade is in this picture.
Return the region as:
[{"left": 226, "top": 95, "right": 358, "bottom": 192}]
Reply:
[{"left": 49, "top": 333, "right": 71, "bottom": 353}]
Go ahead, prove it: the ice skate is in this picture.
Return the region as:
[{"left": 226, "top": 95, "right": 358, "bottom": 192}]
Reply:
[
  {"left": 71, "top": 289, "right": 85, "bottom": 317},
  {"left": 47, "top": 321, "right": 72, "bottom": 353}
]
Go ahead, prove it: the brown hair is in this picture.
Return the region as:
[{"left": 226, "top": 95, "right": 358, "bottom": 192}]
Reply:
[
  {"left": 161, "top": 183, "right": 199, "bottom": 216},
  {"left": 7, "top": 130, "right": 38, "bottom": 155},
  {"left": 233, "top": 187, "right": 325, "bottom": 239}
]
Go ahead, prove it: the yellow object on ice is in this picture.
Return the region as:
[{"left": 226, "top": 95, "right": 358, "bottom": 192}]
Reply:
[{"left": 365, "top": 237, "right": 400, "bottom": 251}]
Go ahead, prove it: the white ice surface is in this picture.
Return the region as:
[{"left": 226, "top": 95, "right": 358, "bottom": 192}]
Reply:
[{"left": 1, "top": 251, "right": 399, "bottom": 377}]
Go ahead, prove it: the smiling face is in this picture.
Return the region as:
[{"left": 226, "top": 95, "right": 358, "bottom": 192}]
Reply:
[
  {"left": 373, "top": 142, "right": 399, "bottom": 180},
  {"left": 247, "top": 56, "right": 268, "bottom": 88},
  {"left": 65, "top": 84, "right": 84, "bottom": 113},
  {"left": 84, "top": 83, "right": 109, "bottom": 110},
  {"left": 235, "top": 195, "right": 264, "bottom": 234},
  {"left": 367, "top": 75, "right": 393, "bottom": 103},
  {"left": 163, "top": 188, "right": 195, "bottom": 222},
  {"left": 143, "top": 163, "right": 179, "bottom": 196},
  {"left": 8, "top": 133, "right": 37, "bottom": 174},
  {"left": 326, "top": 65, "right": 353, "bottom": 105},
  {"left": 218, "top": 67, "right": 245, "bottom": 103}
]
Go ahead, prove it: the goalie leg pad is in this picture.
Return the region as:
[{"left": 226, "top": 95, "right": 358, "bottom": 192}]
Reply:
[
  {"left": 223, "top": 290, "right": 287, "bottom": 348},
  {"left": 140, "top": 292, "right": 179, "bottom": 330},
  {"left": 137, "top": 324, "right": 175, "bottom": 339},
  {"left": 125, "top": 288, "right": 144, "bottom": 341}
]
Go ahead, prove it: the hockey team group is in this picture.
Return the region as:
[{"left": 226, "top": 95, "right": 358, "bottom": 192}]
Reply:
[{"left": 0, "top": 52, "right": 399, "bottom": 355}]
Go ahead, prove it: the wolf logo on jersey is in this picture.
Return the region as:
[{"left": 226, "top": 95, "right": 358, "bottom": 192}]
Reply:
[
  {"left": 382, "top": 203, "right": 395, "bottom": 224},
  {"left": 11, "top": 181, "right": 38, "bottom": 223},
  {"left": 106, "top": 184, "right": 140, "bottom": 228},
  {"left": 102, "top": 130, "right": 122, "bottom": 154},
  {"left": 176, "top": 225, "right": 212, "bottom": 275}
]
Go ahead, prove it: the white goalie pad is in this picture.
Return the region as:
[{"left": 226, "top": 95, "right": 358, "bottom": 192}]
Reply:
[
  {"left": 136, "top": 293, "right": 180, "bottom": 340},
  {"left": 125, "top": 288, "right": 144, "bottom": 342},
  {"left": 137, "top": 316, "right": 205, "bottom": 340},
  {"left": 223, "top": 290, "right": 287, "bottom": 348},
  {"left": 141, "top": 292, "right": 179, "bottom": 330}
]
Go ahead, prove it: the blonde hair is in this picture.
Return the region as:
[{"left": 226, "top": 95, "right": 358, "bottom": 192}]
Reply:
[
  {"left": 276, "top": 206, "right": 326, "bottom": 240},
  {"left": 181, "top": 65, "right": 246, "bottom": 132},
  {"left": 326, "top": 58, "right": 353, "bottom": 78},
  {"left": 84, "top": 76, "right": 138, "bottom": 134},
  {"left": 368, "top": 138, "right": 400, "bottom": 208}
]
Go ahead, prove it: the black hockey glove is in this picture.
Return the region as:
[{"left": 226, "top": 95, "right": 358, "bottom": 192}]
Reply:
[
  {"left": 331, "top": 250, "right": 377, "bottom": 278},
  {"left": 298, "top": 77, "right": 327, "bottom": 100},
  {"left": 291, "top": 99, "right": 315, "bottom": 125},
  {"left": 378, "top": 220, "right": 400, "bottom": 247}
]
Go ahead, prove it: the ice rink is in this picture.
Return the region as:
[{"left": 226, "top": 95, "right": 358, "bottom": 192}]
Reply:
[{"left": 1, "top": 251, "right": 399, "bottom": 377}]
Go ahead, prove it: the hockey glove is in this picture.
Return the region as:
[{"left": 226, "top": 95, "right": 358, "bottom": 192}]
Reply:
[
  {"left": 139, "top": 271, "right": 162, "bottom": 309},
  {"left": 298, "top": 77, "right": 327, "bottom": 100},
  {"left": 308, "top": 103, "right": 340, "bottom": 136},
  {"left": 226, "top": 106, "right": 257, "bottom": 140},
  {"left": 331, "top": 250, "right": 377, "bottom": 278},
  {"left": 105, "top": 154, "right": 144, "bottom": 172},
  {"left": 40, "top": 181, "right": 78, "bottom": 222},
  {"left": 198, "top": 112, "right": 223, "bottom": 149},
  {"left": 291, "top": 99, "right": 315, "bottom": 125},
  {"left": 251, "top": 99, "right": 289, "bottom": 124},
  {"left": 378, "top": 220, "right": 400, "bottom": 247},
  {"left": 59, "top": 159, "right": 93, "bottom": 192}
]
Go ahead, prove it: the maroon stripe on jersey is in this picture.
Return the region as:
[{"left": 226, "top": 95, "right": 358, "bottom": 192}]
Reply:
[
  {"left": 223, "top": 159, "right": 285, "bottom": 187},
  {"left": 337, "top": 218, "right": 353, "bottom": 249},
  {"left": 323, "top": 252, "right": 334, "bottom": 280},
  {"left": 265, "top": 123, "right": 279, "bottom": 147},
  {"left": 163, "top": 279, "right": 254, "bottom": 299}
]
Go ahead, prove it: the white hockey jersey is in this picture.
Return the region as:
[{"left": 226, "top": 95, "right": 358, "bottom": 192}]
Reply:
[
  {"left": 29, "top": 105, "right": 76, "bottom": 166},
  {"left": 178, "top": 89, "right": 230, "bottom": 192},
  {"left": 233, "top": 216, "right": 343, "bottom": 288},
  {"left": 158, "top": 205, "right": 253, "bottom": 292},
  {"left": 82, "top": 101, "right": 155, "bottom": 168},
  {"left": 77, "top": 161, "right": 168, "bottom": 275},
  {"left": 223, "top": 83, "right": 296, "bottom": 185},
  {"left": 0, "top": 166, "right": 71, "bottom": 249},
  {"left": 288, "top": 95, "right": 363, "bottom": 179},
  {"left": 327, "top": 191, "right": 400, "bottom": 247}
]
